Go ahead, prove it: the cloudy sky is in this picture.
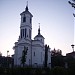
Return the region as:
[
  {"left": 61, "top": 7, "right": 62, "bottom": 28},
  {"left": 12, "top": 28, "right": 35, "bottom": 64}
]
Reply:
[{"left": 0, "top": 0, "right": 74, "bottom": 56}]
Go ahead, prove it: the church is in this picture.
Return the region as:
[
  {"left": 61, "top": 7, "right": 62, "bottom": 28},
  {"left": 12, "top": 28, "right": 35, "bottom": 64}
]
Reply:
[{"left": 13, "top": 4, "right": 51, "bottom": 68}]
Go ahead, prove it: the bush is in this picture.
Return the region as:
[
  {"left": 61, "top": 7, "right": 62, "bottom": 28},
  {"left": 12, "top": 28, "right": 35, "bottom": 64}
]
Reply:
[
  {"left": 51, "top": 66, "right": 68, "bottom": 75},
  {"left": 0, "top": 67, "right": 75, "bottom": 75}
]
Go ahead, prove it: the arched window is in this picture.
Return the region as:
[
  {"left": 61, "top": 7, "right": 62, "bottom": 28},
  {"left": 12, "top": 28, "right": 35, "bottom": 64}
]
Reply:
[
  {"left": 30, "top": 18, "right": 31, "bottom": 24},
  {"left": 25, "top": 28, "right": 27, "bottom": 38},
  {"left": 23, "top": 29, "right": 24, "bottom": 37},
  {"left": 29, "top": 29, "right": 31, "bottom": 39},
  {"left": 23, "top": 16, "right": 26, "bottom": 22},
  {"left": 34, "top": 52, "right": 35, "bottom": 56}
]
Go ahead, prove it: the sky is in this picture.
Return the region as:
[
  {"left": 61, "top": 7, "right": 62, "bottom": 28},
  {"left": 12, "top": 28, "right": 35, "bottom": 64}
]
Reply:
[{"left": 0, "top": 0, "right": 74, "bottom": 56}]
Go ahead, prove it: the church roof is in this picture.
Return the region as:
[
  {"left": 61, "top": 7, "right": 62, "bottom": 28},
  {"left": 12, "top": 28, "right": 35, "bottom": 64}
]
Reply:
[
  {"left": 35, "top": 34, "right": 44, "bottom": 38},
  {"left": 34, "top": 26, "right": 44, "bottom": 39}
]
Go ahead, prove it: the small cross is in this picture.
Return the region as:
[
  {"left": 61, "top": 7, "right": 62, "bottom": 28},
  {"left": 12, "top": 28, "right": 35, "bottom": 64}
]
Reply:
[
  {"left": 38, "top": 23, "right": 40, "bottom": 26},
  {"left": 27, "top": 1, "right": 28, "bottom": 7},
  {"left": 38, "top": 23, "right": 40, "bottom": 28}
]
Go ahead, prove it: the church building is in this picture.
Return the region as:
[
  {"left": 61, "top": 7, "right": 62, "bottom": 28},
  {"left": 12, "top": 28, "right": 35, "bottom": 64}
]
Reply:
[{"left": 13, "top": 4, "right": 51, "bottom": 68}]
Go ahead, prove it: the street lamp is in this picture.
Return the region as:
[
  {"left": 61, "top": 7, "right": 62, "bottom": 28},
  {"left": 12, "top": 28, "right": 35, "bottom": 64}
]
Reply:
[
  {"left": 7, "top": 50, "right": 9, "bottom": 68},
  {"left": 71, "top": 44, "right": 75, "bottom": 52},
  {"left": 7, "top": 50, "right": 9, "bottom": 57}
]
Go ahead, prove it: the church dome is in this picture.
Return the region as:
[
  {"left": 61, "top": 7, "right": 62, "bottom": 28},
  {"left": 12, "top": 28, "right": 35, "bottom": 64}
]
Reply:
[
  {"left": 34, "top": 26, "right": 44, "bottom": 39},
  {"left": 35, "top": 34, "right": 44, "bottom": 38},
  {"left": 34, "top": 26, "right": 44, "bottom": 44}
]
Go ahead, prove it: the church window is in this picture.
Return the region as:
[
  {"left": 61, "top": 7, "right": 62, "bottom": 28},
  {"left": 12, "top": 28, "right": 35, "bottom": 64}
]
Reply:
[
  {"left": 23, "top": 16, "right": 26, "bottom": 22},
  {"left": 25, "top": 28, "right": 27, "bottom": 38},
  {"left": 27, "top": 35, "right": 28, "bottom": 37},
  {"left": 30, "top": 18, "right": 31, "bottom": 24},
  {"left": 23, "top": 29, "right": 24, "bottom": 37},
  {"left": 27, "top": 47, "right": 28, "bottom": 50},
  {"left": 34, "top": 52, "right": 35, "bottom": 56},
  {"left": 41, "top": 39, "right": 42, "bottom": 41},
  {"left": 29, "top": 29, "right": 31, "bottom": 39}
]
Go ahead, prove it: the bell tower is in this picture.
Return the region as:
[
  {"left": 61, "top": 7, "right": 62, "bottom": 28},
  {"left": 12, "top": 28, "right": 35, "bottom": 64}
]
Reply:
[
  {"left": 19, "top": 3, "right": 33, "bottom": 41},
  {"left": 14, "top": 3, "right": 33, "bottom": 66}
]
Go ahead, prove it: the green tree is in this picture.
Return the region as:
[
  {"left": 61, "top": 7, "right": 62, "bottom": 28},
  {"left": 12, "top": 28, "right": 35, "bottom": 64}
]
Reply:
[
  {"left": 51, "top": 49, "right": 65, "bottom": 68},
  {"left": 21, "top": 46, "right": 28, "bottom": 67},
  {"left": 44, "top": 45, "right": 49, "bottom": 68}
]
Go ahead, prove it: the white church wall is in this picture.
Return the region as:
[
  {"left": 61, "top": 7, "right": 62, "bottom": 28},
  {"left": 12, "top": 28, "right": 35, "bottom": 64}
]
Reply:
[
  {"left": 14, "top": 42, "right": 32, "bottom": 66},
  {"left": 14, "top": 46, "right": 18, "bottom": 65},
  {"left": 17, "top": 45, "right": 24, "bottom": 65},
  {"left": 25, "top": 44, "right": 31, "bottom": 65},
  {"left": 32, "top": 40, "right": 44, "bottom": 47},
  {"left": 32, "top": 44, "right": 44, "bottom": 67}
]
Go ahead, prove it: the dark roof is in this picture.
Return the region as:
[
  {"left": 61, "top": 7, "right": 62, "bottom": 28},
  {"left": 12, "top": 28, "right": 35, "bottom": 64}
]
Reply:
[
  {"left": 35, "top": 34, "right": 44, "bottom": 38},
  {"left": 66, "top": 52, "right": 75, "bottom": 56},
  {"left": 20, "top": 6, "right": 33, "bottom": 17},
  {"left": 20, "top": 10, "right": 33, "bottom": 17}
]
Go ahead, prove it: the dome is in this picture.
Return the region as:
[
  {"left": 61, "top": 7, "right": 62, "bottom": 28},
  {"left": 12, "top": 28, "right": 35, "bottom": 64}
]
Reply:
[
  {"left": 34, "top": 27, "right": 44, "bottom": 39},
  {"left": 35, "top": 34, "right": 44, "bottom": 38}
]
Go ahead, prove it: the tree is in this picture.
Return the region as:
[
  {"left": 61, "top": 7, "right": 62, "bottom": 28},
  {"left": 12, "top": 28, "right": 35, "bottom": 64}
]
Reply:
[
  {"left": 66, "top": 53, "right": 75, "bottom": 69},
  {"left": 51, "top": 48, "right": 62, "bottom": 56},
  {"left": 51, "top": 49, "right": 65, "bottom": 68},
  {"left": 44, "top": 45, "right": 49, "bottom": 68},
  {"left": 21, "top": 46, "right": 28, "bottom": 67}
]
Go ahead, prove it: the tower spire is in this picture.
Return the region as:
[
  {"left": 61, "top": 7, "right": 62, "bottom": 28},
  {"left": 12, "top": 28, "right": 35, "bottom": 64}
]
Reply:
[
  {"left": 25, "top": 1, "right": 28, "bottom": 11},
  {"left": 38, "top": 23, "right": 40, "bottom": 35}
]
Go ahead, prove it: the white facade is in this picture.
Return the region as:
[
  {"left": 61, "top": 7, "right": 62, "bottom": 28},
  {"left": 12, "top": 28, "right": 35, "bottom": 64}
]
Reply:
[{"left": 14, "top": 5, "right": 51, "bottom": 68}]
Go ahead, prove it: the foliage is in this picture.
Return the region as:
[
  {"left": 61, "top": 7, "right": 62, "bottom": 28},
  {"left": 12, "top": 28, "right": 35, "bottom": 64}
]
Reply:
[
  {"left": 51, "top": 48, "right": 62, "bottom": 56},
  {"left": 51, "top": 66, "right": 68, "bottom": 75},
  {"left": 44, "top": 45, "right": 49, "bottom": 68},
  {"left": 21, "top": 46, "right": 28, "bottom": 67},
  {"left": 51, "top": 48, "right": 65, "bottom": 68},
  {"left": 66, "top": 55, "right": 75, "bottom": 69},
  {"left": 0, "top": 67, "right": 75, "bottom": 75}
]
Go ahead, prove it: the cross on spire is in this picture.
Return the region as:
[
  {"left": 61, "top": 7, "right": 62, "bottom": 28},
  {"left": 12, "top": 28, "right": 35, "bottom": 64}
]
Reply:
[
  {"left": 38, "top": 23, "right": 40, "bottom": 35},
  {"left": 27, "top": 1, "right": 28, "bottom": 7},
  {"left": 39, "top": 23, "right": 40, "bottom": 29},
  {"left": 25, "top": 1, "right": 28, "bottom": 11}
]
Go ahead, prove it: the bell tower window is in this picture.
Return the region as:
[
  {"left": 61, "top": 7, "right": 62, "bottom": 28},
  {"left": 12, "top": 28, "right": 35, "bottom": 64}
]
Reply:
[
  {"left": 29, "top": 29, "right": 31, "bottom": 39},
  {"left": 25, "top": 28, "right": 27, "bottom": 38},
  {"left": 30, "top": 18, "right": 31, "bottom": 24},
  {"left": 23, "top": 29, "right": 24, "bottom": 37},
  {"left": 34, "top": 52, "right": 35, "bottom": 56},
  {"left": 23, "top": 16, "right": 26, "bottom": 22}
]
